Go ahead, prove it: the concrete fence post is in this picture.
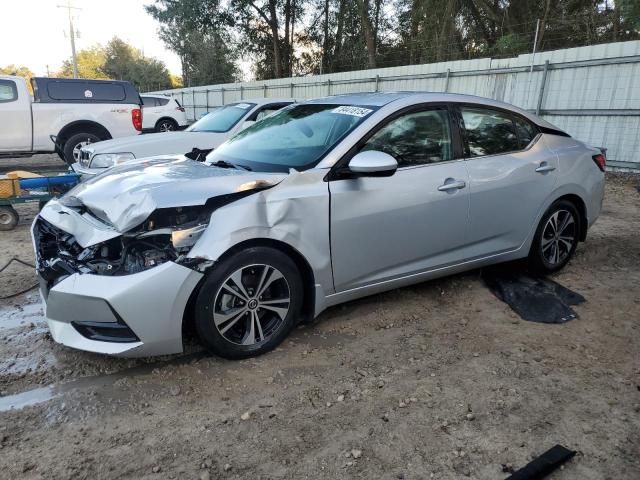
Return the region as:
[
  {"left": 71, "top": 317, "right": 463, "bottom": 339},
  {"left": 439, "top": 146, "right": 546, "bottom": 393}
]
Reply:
[
  {"left": 264, "top": 84, "right": 267, "bottom": 98},
  {"left": 221, "top": 87, "right": 225, "bottom": 105},
  {"left": 375, "top": 75, "right": 380, "bottom": 92},
  {"left": 240, "top": 85, "right": 244, "bottom": 100},
  {"left": 444, "top": 68, "right": 451, "bottom": 92},
  {"left": 327, "top": 79, "right": 331, "bottom": 96},
  {"left": 290, "top": 83, "right": 294, "bottom": 98}
]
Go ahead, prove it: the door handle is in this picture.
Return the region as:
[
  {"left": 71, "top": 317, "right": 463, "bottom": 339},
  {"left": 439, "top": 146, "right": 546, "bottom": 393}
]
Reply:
[
  {"left": 535, "top": 163, "right": 556, "bottom": 173},
  {"left": 437, "top": 179, "right": 466, "bottom": 191}
]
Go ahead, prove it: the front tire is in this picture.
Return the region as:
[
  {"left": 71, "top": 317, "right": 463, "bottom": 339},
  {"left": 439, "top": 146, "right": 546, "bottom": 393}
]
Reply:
[
  {"left": 529, "top": 200, "right": 580, "bottom": 274},
  {"left": 63, "top": 132, "right": 101, "bottom": 166},
  {"left": 194, "top": 247, "right": 303, "bottom": 359}
]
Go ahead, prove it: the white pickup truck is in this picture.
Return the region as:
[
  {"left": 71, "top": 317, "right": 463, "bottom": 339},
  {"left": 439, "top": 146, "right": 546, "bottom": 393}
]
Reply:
[{"left": 0, "top": 75, "right": 142, "bottom": 165}]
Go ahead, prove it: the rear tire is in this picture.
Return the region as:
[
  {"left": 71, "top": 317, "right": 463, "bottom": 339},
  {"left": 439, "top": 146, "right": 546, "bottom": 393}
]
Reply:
[
  {"left": 0, "top": 206, "right": 19, "bottom": 231},
  {"left": 63, "top": 132, "right": 101, "bottom": 166},
  {"left": 155, "top": 118, "right": 178, "bottom": 132},
  {"left": 528, "top": 200, "right": 580, "bottom": 274},
  {"left": 194, "top": 247, "right": 303, "bottom": 359}
]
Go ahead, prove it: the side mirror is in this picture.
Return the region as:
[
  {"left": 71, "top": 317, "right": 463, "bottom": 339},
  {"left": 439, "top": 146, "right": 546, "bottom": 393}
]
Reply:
[
  {"left": 348, "top": 150, "right": 398, "bottom": 177},
  {"left": 240, "top": 120, "right": 255, "bottom": 131}
]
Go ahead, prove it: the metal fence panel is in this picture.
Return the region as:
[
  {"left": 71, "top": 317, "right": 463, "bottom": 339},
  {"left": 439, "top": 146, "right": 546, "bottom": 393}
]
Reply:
[{"left": 149, "top": 40, "right": 640, "bottom": 170}]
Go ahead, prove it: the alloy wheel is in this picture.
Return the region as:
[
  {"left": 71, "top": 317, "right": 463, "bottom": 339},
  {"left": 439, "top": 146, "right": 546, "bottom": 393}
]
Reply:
[
  {"left": 159, "top": 121, "right": 175, "bottom": 132},
  {"left": 72, "top": 140, "right": 92, "bottom": 162},
  {"left": 541, "top": 209, "right": 576, "bottom": 265},
  {"left": 213, "top": 264, "right": 291, "bottom": 346}
]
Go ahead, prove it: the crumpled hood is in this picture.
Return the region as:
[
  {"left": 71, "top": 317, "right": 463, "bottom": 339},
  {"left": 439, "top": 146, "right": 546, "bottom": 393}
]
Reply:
[
  {"left": 63, "top": 157, "right": 287, "bottom": 232},
  {"left": 86, "top": 131, "right": 227, "bottom": 158}
]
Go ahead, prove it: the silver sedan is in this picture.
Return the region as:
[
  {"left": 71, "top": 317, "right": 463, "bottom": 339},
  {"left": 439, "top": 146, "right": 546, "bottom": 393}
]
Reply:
[{"left": 32, "top": 92, "right": 605, "bottom": 358}]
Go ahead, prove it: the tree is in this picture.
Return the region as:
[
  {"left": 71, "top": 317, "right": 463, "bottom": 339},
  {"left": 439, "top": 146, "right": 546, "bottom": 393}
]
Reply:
[
  {"left": 619, "top": 0, "right": 640, "bottom": 30},
  {"left": 59, "top": 46, "right": 108, "bottom": 79},
  {"left": 0, "top": 65, "right": 34, "bottom": 79},
  {"left": 145, "top": 0, "right": 239, "bottom": 86},
  {"left": 0, "top": 65, "right": 35, "bottom": 92},
  {"left": 102, "top": 37, "right": 173, "bottom": 90}
]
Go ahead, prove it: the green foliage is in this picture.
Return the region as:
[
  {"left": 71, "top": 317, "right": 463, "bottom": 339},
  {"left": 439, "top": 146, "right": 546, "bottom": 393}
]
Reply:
[
  {"left": 143, "top": 0, "right": 640, "bottom": 82},
  {"left": 145, "top": 0, "right": 238, "bottom": 86},
  {"left": 59, "top": 46, "right": 108, "bottom": 79},
  {"left": 55, "top": 38, "right": 172, "bottom": 91},
  {"left": 0, "top": 65, "right": 35, "bottom": 93},
  {"left": 619, "top": 0, "right": 640, "bottom": 30}
]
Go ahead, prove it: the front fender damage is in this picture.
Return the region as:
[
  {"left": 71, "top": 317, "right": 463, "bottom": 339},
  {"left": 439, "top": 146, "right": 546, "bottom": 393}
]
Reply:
[
  {"left": 33, "top": 173, "right": 287, "bottom": 289},
  {"left": 186, "top": 169, "right": 333, "bottom": 313}
]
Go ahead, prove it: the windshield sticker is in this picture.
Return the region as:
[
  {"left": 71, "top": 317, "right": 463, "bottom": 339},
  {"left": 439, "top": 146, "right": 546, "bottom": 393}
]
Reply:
[
  {"left": 235, "top": 103, "right": 253, "bottom": 109},
  {"left": 332, "top": 106, "right": 373, "bottom": 117}
]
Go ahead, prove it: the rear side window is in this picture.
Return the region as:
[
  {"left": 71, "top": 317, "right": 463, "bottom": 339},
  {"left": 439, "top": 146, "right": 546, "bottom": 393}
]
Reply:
[
  {"left": 157, "top": 97, "right": 170, "bottom": 106},
  {"left": 514, "top": 117, "right": 538, "bottom": 149},
  {"left": 362, "top": 108, "right": 453, "bottom": 167},
  {"left": 141, "top": 96, "right": 154, "bottom": 106},
  {"left": 47, "top": 81, "right": 126, "bottom": 101},
  {"left": 0, "top": 79, "right": 18, "bottom": 103},
  {"left": 461, "top": 107, "right": 519, "bottom": 156}
]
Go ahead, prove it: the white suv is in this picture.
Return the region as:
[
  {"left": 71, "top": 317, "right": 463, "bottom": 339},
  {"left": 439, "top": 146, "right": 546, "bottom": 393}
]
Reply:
[{"left": 141, "top": 95, "right": 188, "bottom": 132}]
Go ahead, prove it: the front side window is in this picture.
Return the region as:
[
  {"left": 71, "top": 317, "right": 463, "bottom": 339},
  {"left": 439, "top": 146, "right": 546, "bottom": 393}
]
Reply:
[
  {"left": 188, "top": 102, "right": 257, "bottom": 133},
  {"left": 0, "top": 80, "right": 18, "bottom": 103},
  {"left": 361, "top": 108, "right": 453, "bottom": 167},
  {"left": 461, "top": 107, "right": 519, "bottom": 156},
  {"left": 206, "top": 103, "right": 377, "bottom": 172}
]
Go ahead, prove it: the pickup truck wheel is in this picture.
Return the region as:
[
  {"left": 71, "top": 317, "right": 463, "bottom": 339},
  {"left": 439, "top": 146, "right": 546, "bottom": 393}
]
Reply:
[
  {"left": 63, "top": 132, "right": 101, "bottom": 166},
  {"left": 0, "top": 206, "right": 19, "bottom": 231},
  {"left": 156, "top": 119, "right": 178, "bottom": 132}
]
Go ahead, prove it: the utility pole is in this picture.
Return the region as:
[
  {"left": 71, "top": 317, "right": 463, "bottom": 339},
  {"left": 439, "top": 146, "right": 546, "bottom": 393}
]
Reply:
[{"left": 58, "top": 1, "right": 81, "bottom": 78}]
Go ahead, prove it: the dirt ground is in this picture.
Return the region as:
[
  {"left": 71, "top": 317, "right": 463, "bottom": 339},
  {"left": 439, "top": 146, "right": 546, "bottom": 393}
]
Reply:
[{"left": 0, "top": 173, "right": 638, "bottom": 480}]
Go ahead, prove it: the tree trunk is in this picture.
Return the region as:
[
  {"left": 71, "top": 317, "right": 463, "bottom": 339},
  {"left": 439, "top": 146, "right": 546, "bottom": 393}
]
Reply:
[
  {"left": 356, "top": 0, "right": 377, "bottom": 68},
  {"left": 267, "top": 0, "right": 282, "bottom": 78},
  {"left": 284, "top": 0, "right": 291, "bottom": 77},
  {"left": 334, "top": 0, "right": 346, "bottom": 71},
  {"left": 322, "top": 0, "right": 330, "bottom": 73}
]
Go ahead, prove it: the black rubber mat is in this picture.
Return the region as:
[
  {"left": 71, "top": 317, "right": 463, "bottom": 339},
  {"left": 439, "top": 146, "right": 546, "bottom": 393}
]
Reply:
[{"left": 482, "top": 265, "right": 585, "bottom": 324}]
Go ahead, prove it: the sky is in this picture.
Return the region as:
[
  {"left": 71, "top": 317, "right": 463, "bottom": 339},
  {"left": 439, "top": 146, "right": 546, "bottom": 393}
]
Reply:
[{"left": 0, "top": 0, "right": 182, "bottom": 76}]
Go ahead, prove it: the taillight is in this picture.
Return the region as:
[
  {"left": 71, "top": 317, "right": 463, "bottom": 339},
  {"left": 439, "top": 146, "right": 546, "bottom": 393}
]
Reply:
[
  {"left": 132, "top": 108, "right": 143, "bottom": 131},
  {"left": 592, "top": 153, "right": 606, "bottom": 172},
  {"left": 177, "top": 106, "right": 185, "bottom": 112}
]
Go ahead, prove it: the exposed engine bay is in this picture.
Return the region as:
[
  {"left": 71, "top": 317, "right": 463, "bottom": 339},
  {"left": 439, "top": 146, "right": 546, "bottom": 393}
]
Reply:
[{"left": 34, "top": 205, "right": 212, "bottom": 287}]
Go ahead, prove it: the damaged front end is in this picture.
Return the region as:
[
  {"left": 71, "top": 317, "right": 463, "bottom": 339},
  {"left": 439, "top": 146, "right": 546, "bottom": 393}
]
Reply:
[{"left": 34, "top": 205, "right": 210, "bottom": 290}]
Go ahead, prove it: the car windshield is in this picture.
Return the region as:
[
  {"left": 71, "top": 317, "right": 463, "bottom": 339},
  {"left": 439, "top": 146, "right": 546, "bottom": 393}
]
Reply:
[
  {"left": 205, "top": 103, "right": 378, "bottom": 172},
  {"left": 187, "top": 102, "right": 256, "bottom": 133}
]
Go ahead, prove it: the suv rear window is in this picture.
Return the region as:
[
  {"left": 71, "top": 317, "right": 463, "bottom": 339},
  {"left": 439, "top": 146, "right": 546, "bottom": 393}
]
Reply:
[{"left": 47, "top": 81, "right": 126, "bottom": 102}]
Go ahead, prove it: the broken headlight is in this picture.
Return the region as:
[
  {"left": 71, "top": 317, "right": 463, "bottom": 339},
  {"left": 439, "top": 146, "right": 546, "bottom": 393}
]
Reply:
[{"left": 90, "top": 152, "right": 135, "bottom": 169}]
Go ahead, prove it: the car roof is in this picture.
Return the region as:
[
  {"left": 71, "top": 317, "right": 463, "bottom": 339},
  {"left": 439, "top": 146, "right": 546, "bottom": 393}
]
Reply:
[{"left": 304, "top": 91, "right": 562, "bottom": 131}]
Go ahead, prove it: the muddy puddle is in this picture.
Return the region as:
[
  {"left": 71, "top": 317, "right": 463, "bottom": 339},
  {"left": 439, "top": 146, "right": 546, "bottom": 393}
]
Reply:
[{"left": 0, "top": 302, "right": 45, "bottom": 331}]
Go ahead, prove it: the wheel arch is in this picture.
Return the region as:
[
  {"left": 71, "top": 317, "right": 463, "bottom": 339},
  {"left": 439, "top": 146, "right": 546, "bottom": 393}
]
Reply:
[
  {"left": 555, "top": 193, "right": 588, "bottom": 241},
  {"left": 181, "top": 238, "right": 317, "bottom": 339},
  {"left": 57, "top": 120, "right": 112, "bottom": 145}
]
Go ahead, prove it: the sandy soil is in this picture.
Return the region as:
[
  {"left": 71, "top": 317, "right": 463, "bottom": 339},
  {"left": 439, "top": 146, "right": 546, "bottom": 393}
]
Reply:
[{"left": 0, "top": 174, "right": 638, "bottom": 480}]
